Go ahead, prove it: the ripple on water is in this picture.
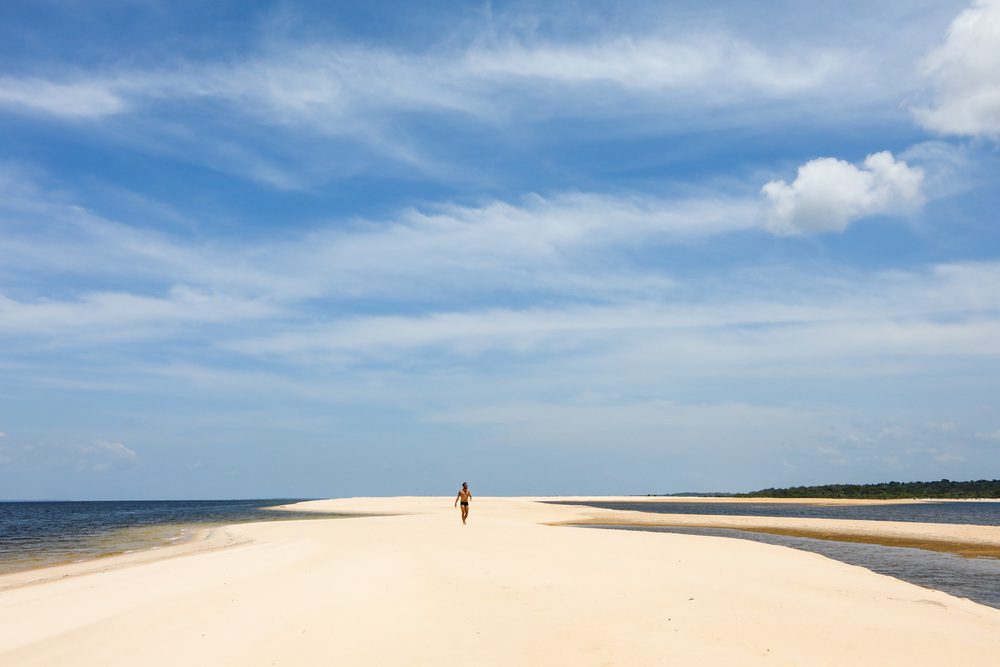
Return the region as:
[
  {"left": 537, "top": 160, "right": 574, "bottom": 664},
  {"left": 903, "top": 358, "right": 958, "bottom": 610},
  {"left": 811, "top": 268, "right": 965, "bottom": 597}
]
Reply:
[{"left": 0, "top": 499, "right": 350, "bottom": 575}]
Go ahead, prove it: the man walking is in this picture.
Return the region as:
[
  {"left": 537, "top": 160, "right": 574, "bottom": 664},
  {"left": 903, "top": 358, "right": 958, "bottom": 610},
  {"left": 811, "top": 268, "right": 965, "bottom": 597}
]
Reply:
[{"left": 454, "top": 482, "right": 471, "bottom": 524}]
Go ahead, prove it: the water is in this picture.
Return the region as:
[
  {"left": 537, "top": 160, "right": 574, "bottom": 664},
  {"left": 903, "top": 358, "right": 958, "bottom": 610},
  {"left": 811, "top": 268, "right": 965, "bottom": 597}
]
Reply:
[
  {"left": 0, "top": 499, "right": 344, "bottom": 575},
  {"left": 548, "top": 500, "right": 1000, "bottom": 525},
  {"left": 552, "top": 500, "right": 1000, "bottom": 610}
]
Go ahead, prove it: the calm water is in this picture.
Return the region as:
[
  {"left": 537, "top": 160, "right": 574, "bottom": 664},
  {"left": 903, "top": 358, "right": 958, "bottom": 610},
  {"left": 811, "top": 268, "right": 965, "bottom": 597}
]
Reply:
[
  {"left": 549, "top": 500, "right": 1000, "bottom": 525},
  {"left": 554, "top": 500, "right": 1000, "bottom": 610},
  {"left": 0, "top": 499, "right": 344, "bottom": 574}
]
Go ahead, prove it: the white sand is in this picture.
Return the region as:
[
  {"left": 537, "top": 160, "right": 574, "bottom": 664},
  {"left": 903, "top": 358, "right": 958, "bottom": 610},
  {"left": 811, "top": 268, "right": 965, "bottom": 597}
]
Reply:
[
  {"left": 1, "top": 496, "right": 998, "bottom": 666},
  {"left": 528, "top": 497, "right": 1000, "bottom": 552}
]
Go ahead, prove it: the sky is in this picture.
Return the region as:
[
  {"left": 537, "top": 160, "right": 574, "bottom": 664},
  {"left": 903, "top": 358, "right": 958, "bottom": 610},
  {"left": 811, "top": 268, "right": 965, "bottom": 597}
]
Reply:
[{"left": 1, "top": 0, "right": 999, "bottom": 499}]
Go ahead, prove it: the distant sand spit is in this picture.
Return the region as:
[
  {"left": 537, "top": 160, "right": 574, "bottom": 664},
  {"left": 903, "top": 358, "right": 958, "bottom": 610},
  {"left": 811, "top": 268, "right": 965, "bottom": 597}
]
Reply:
[
  {"left": 1, "top": 496, "right": 998, "bottom": 665},
  {"left": 531, "top": 498, "right": 1000, "bottom": 559}
]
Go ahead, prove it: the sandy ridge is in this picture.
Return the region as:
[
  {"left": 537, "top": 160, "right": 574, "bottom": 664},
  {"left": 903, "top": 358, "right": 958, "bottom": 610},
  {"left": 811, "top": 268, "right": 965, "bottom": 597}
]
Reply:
[
  {"left": 1, "top": 496, "right": 998, "bottom": 666},
  {"left": 541, "top": 501, "right": 1000, "bottom": 557}
]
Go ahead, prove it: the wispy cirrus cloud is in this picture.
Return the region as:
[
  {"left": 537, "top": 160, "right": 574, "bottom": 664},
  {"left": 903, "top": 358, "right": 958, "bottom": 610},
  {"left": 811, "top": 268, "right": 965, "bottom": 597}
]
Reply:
[
  {"left": 0, "top": 148, "right": 947, "bottom": 345},
  {"left": 461, "top": 33, "right": 845, "bottom": 96},
  {"left": 3, "top": 164, "right": 750, "bottom": 306},
  {"left": 0, "top": 34, "right": 853, "bottom": 122},
  {"left": 223, "top": 259, "right": 1000, "bottom": 366},
  {"left": 0, "top": 29, "right": 873, "bottom": 187},
  {"left": 3, "top": 1, "right": 1000, "bottom": 497},
  {"left": 0, "top": 436, "right": 138, "bottom": 473},
  {"left": 77, "top": 441, "right": 138, "bottom": 473},
  {"left": 0, "top": 288, "right": 276, "bottom": 342},
  {"left": 0, "top": 78, "right": 127, "bottom": 118}
]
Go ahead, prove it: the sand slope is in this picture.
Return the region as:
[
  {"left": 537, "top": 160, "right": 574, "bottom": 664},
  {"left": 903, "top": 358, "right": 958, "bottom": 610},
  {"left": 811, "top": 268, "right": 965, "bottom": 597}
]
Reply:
[{"left": 1, "top": 496, "right": 998, "bottom": 666}]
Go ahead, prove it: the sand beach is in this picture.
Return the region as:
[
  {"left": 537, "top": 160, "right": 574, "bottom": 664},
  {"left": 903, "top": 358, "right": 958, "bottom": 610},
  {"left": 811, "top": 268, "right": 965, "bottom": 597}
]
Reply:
[{"left": 1, "top": 496, "right": 999, "bottom": 665}]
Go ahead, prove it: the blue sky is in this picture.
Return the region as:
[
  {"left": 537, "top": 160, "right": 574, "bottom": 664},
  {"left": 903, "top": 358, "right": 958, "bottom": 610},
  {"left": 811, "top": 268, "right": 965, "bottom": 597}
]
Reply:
[{"left": 1, "top": 0, "right": 999, "bottom": 499}]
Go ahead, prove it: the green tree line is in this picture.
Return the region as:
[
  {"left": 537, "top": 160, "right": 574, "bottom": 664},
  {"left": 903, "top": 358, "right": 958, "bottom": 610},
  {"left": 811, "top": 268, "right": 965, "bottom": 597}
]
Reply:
[{"left": 738, "top": 479, "right": 1000, "bottom": 499}]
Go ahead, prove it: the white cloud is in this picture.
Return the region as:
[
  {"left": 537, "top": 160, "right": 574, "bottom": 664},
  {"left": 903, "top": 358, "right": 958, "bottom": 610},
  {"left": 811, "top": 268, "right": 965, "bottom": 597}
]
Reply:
[
  {"left": 0, "top": 77, "right": 127, "bottom": 118},
  {"left": 91, "top": 441, "right": 138, "bottom": 460},
  {"left": 0, "top": 170, "right": 756, "bottom": 321},
  {"left": 914, "top": 0, "right": 1000, "bottom": 137},
  {"left": 289, "top": 192, "right": 756, "bottom": 298},
  {"left": 0, "top": 31, "right": 864, "bottom": 185},
  {"left": 463, "top": 34, "right": 842, "bottom": 96},
  {"left": 78, "top": 441, "right": 139, "bottom": 472},
  {"left": 227, "top": 260, "right": 1000, "bottom": 367},
  {"left": 0, "top": 288, "right": 276, "bottom": 341},
  {"left": 0, "top": 158, "right": 968, "bottom": 346},
  {"left": 1, "top": 438, "right": 141, "bottom": 472},
  {"left": 0, "top": 35, "right": 849, "bottom": 122},
  {"left": 425, "top": 399, "right": 827, "bottom": 454},
  {"left": 761, "top": 151, "right": 924, "bottom": 235},
  {"left": 808, "top": 419, "right": 983, "bottom": 473}
]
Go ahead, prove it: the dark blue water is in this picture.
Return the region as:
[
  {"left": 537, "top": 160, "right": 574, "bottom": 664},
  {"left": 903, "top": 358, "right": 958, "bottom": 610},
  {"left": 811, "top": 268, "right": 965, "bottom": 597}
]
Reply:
[
  {"left": 551, "top": 501, "right": 1000, "bottom": 610},
  {"left": 0, "top": 499, "right": 344, "bottom": 574},
  {"left": 549, "top": 500, "right": 1000, "bottom": 525}
]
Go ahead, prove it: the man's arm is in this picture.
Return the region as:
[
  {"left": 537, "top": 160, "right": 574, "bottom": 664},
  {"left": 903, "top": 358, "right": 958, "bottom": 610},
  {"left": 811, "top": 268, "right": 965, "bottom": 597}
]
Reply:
[{"left": 455, "top": 492, "right": 461, "bottom": 507}]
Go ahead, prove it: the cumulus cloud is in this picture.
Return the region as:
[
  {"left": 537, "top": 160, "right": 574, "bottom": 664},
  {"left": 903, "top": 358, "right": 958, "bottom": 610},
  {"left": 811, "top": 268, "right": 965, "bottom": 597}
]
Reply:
[
  {"left": 914, "top": 0, "right": 1000, "bottom": 137},
  {"left": 760, "top": 151, "right": 924, "bottom": 235}
]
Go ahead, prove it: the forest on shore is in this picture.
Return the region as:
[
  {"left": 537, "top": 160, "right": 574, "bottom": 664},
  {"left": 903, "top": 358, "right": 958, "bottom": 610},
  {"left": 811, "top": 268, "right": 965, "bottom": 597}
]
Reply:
[{"left": 737, "top": 479, "right": 1000, "bottom": 499}]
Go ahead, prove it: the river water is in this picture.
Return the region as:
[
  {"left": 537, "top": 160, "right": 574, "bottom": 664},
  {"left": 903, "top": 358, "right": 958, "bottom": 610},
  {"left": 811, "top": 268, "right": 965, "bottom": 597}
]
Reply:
[{"left": 0, "top": 499, "right": 343, "bottom": 574}]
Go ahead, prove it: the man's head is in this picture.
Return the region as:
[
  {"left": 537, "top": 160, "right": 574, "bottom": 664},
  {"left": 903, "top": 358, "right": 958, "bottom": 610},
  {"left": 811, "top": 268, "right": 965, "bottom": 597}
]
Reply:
[{"left": 462, "top": 482, "right": 468, "bottom": 489}]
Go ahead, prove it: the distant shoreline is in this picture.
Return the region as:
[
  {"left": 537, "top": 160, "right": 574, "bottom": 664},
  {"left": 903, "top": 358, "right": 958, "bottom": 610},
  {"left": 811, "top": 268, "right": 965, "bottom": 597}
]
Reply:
[{"left": 521, "top": 495, "right": 986, "bottom": 505}]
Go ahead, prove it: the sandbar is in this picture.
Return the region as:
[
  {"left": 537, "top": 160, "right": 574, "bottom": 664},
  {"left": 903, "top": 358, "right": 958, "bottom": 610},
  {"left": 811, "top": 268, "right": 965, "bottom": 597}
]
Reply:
[
  {"left": 540, "top": 497, "right": 1000, "bottom": 558},
  {"left": 1, "top": 496, "right": 998, "bottom": 665}
]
